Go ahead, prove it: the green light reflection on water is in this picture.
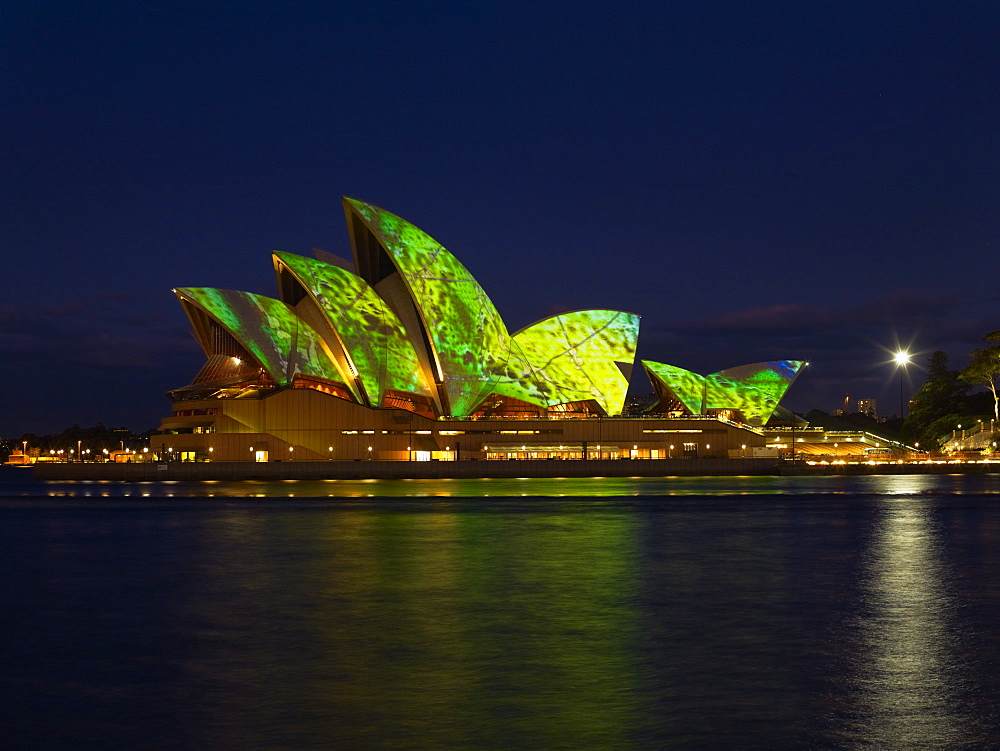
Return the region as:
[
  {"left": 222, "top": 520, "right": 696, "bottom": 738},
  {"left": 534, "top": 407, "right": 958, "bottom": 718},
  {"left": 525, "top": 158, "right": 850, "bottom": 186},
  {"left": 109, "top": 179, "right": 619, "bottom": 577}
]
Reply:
[{"left": 185, "top": 504, "right": 643, "bottom": 748}]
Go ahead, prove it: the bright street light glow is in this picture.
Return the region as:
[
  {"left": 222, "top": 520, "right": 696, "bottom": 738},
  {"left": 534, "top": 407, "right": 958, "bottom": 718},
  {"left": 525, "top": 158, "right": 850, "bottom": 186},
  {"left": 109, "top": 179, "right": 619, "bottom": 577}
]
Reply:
[{"left": 894, "top": 351, "right": 911, "bottom": 366}]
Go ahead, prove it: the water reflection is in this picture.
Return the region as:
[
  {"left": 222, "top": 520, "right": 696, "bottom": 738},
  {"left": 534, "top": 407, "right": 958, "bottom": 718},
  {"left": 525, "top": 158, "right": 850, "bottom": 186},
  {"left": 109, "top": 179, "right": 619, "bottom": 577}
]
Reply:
[
  {"left": 27, "top": 474, "right": 1000, "bottom": 500},
  {"left": 8, "top": 477, "right": 1000, "bottom": 747},
  {"left": 177, "top": 509, "right": 643, "bottom": 748},
  {"left": 845, "top": 502, "right": 971, "bottom": 745}
]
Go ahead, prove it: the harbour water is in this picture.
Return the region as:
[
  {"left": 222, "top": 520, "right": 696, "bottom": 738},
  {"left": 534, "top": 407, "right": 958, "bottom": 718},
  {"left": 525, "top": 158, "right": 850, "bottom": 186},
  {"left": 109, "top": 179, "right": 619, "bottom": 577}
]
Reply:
[{"left": 3, "top": 466, "right": 1000, "bottom": 748}]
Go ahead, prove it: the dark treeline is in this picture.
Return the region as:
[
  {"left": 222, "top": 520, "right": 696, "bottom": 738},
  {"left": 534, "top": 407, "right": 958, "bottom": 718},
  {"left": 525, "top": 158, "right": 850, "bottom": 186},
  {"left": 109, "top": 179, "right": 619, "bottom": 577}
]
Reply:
[
  {"left": 807, "top": 340, "right": 997, "bottom": 451},
  {"left": 2, "top": 423, "right": 155, "bottom": 462},
  {"left": 903, "top": 344, "right": 997, "bottom": 448}
]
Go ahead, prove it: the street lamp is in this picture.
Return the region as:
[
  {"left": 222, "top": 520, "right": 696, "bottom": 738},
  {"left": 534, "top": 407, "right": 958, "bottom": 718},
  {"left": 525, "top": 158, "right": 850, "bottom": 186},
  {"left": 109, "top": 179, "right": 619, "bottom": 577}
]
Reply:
[{"left": 894, "top": 350, "right": 911, "bottom": 418}]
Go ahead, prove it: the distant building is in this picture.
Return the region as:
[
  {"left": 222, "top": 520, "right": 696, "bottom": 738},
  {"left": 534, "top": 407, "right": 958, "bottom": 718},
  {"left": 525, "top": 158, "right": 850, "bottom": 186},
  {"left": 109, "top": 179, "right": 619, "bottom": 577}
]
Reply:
[{"left": 858, "top": 398, "right": 876, "bottom": 416}]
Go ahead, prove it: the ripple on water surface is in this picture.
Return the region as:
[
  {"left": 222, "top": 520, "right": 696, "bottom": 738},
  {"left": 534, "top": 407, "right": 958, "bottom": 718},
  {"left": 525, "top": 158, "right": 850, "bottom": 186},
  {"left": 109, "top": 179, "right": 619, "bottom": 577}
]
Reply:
[{"left": 2, "top": 468, "right": 1000, "bottom": 747}]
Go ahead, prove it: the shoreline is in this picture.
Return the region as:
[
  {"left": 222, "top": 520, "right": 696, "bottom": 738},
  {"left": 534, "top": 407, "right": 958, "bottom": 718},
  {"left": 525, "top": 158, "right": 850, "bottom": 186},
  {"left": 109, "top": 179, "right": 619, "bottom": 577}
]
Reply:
[{"left": 31, "top": 458, "right": 1000, "bottom": 481}]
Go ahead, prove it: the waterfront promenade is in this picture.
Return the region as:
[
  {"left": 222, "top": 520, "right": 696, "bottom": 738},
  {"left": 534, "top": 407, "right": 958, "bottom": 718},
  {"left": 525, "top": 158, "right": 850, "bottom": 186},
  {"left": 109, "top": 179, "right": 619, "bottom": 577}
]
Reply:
[{"left": 33, "top": 458, "right": 1000, "bottom": 481}]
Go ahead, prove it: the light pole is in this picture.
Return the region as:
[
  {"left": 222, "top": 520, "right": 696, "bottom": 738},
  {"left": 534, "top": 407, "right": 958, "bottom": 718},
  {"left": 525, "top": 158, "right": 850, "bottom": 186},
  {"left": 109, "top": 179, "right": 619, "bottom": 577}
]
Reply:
[{"left": 894, "top": 350, "right": 911, "bottom": 419}]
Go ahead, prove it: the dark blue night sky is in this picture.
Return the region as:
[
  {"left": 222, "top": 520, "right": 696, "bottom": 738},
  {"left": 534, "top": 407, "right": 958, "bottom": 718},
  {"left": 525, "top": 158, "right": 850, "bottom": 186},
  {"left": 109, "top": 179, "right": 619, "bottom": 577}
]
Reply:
[{"left": 3, "top": 1, "right": 998, "bottom": 435}]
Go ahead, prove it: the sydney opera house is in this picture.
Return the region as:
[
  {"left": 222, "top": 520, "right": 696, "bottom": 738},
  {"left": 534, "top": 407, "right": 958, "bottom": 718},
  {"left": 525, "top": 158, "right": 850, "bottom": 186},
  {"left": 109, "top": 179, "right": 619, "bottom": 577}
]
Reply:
[{"left": 156, "top": 198, "right": 804, "bottom": 462}]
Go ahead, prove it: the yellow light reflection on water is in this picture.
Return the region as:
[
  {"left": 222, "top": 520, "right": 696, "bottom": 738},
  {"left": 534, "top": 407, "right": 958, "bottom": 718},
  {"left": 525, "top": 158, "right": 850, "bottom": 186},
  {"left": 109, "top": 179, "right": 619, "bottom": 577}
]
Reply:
[{"left": 850, "top": 502, "right": 970, "bottom": 745}]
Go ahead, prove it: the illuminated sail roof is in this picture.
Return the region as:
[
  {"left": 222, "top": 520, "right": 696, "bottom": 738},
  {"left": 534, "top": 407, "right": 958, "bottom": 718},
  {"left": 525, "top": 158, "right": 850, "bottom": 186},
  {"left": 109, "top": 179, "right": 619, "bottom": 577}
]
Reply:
[
  {"left": 173, "top": 198, "right": 647, "bottom": 417},
  {"left": 175, "top": 287, "right": 344, "bottom": 387},
  {"left": 344, "top": 198, "right": 511, "bottom": 417},
  {"left": 273, "top": 252, "right": 431, "bottom": 405},
  {"left": 643, "top": 360, "right": 805, "bottom": 425},
  {"left": 641, "top": 362, "right": 707, "bottom": 414},
  {"left": 497, "top": 310, "right": 640, "bottom": 415}
]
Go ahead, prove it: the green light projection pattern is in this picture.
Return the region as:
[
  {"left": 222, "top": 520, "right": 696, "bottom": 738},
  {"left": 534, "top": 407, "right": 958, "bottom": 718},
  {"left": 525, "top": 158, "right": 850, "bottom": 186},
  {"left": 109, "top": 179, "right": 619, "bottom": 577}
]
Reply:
[
  {"left": 176, "top": 288, "right": 343, "bottom": 387},
  {"left": 345, "top": 198, "right": 510, "bottom": 417},
  {"left": 274, "top": 252, "right": 431, "bottom": 404},
  {"left": 641, "top": 362, "right": 707, "bottom": 414},
  {"left": 497, "top": 310, "right": 640, "bottom": 415},
  {"left": 643, "top": 360, "right": 805, "bottom": 425}
]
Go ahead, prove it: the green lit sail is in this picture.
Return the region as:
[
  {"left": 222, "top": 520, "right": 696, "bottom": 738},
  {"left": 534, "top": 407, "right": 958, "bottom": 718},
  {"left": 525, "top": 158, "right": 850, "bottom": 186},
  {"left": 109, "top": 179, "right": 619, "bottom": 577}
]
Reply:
[
  {"left": 704, "top": 361, "right": 804, "bottom": 424},
  {"left": 345, "top": 198, "right": 511, "bottom": 417},
  {"left": 176, "top": 198, "right": 648, "bottom": 419},
  {"left": 497, "top": 310, "right": 640, "bottom": 415},
  {"left": 273, "top": 252, "right": 431, "bottom": 404},
  {"left": 176, "top": 287, "right": 343, "bottom": 387},
  {"left": 641, "top": 362, "right": 707, "bottom": 415},
  {"left": 642, "top": 360, "right": 804, "bottom": 425}
]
